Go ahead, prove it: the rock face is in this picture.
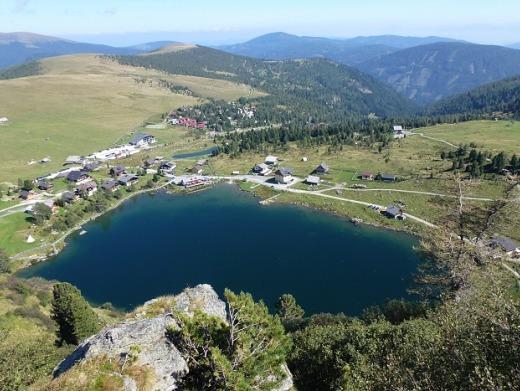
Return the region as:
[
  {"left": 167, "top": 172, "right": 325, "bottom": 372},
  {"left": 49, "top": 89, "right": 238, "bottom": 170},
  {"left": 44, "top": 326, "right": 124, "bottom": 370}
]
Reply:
[{"left": 53, "top": 284, "right": 293, "bottom": 390}]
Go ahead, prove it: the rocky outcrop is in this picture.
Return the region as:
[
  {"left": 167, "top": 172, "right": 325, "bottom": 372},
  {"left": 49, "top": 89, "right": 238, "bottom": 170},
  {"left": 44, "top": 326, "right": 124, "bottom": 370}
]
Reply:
[{"left": 53, "top": 284, "right": 293, "bottom": 390}]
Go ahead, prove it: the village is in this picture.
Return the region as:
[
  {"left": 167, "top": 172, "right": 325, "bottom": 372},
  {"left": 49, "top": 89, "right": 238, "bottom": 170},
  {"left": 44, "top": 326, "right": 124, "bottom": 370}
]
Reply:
[{"left": 1, "top": 116, "right": 518, "bottom": 264}]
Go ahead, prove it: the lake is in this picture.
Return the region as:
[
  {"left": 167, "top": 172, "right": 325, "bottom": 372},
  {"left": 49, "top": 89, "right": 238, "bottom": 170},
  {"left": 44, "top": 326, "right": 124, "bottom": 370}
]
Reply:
[
  {"left": 20, "top": 184, "right": 423, "bottom": 315},
  {"left": 173, "top": 146, "right": 218, "bottom": 159}
]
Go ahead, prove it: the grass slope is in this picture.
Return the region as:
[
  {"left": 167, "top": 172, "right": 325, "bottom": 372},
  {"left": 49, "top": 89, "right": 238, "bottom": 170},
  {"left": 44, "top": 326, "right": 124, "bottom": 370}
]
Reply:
[{"left": 0, "top": 54, "right": 259, "bottom": 183}]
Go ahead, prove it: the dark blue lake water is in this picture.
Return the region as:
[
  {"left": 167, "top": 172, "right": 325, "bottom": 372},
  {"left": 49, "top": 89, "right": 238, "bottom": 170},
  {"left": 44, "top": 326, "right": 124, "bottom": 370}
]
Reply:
[
  {"left": 20, "top": 185, "right": 422, "bottom": 315},
  {"left": 173, "top": 146, "right": 218, "bottom": 159}
]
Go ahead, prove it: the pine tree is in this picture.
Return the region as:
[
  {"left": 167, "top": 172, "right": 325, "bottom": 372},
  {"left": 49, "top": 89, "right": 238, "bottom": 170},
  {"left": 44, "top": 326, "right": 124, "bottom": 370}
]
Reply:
[
  {"left": 276, "top": 294, "right": 305, "bottom": 322},
  {"left": 51, "top": 283, "right": 101, "bottom": 346}
]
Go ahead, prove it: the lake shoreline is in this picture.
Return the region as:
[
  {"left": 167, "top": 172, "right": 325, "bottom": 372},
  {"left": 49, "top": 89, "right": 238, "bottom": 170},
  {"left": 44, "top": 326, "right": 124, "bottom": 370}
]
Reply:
[{"left": 14, "top": 180, "right": 424, "bottom": 273}]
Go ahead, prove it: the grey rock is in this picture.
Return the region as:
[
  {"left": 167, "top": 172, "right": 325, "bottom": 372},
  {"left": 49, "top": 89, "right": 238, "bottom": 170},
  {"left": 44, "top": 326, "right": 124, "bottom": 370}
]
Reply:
[{"left": 53, "top": 284, "right": 293, "bottom": 390}]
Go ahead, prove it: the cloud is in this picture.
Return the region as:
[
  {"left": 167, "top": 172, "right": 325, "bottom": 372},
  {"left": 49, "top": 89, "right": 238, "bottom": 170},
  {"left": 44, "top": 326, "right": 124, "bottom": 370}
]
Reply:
[{"left": 12, "top": 0, "right": 31, "bottom": 13}]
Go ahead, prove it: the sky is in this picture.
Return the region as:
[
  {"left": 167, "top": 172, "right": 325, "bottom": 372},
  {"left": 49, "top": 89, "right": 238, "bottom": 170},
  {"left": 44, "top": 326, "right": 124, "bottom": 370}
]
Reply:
[{"left": 2, "top": 0, "right": 520, "bottom": 46}]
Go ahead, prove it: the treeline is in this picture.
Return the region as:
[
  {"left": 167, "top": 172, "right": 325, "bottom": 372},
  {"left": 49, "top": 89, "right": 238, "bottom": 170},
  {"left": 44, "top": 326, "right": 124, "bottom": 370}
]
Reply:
[
  {"left": 430, "top": 75, "right": 520, "bottom": 118},
  {"left": 217, "top": 113, "right": 482, "bottom": 156},
  {"left": 0, "top": 61, "right": 41, "bottom": 80},
  {"left": 441, "top": 144, "right": 520, "bottom": 177}
]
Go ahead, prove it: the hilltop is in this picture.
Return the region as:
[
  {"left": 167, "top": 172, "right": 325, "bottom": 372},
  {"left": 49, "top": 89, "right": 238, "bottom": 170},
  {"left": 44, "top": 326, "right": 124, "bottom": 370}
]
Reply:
[{"left": 115, "top": 45, "right": 416, "bottom": 118}]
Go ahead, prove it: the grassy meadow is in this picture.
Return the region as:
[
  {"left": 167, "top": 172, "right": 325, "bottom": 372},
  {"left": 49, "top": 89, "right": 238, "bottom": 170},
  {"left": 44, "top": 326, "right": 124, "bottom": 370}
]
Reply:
[{"left": 0, "top": 54, "right": 261, "bottom": 184}]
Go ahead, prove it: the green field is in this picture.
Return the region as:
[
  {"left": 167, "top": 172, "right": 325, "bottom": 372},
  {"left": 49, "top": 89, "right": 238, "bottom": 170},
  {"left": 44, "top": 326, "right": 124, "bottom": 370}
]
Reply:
[
  {"left": 0, "top": 55, "right": 261, "bottom": 184},
  {"left": 419, "top": 120, "right": 520, "bottom": 154}
]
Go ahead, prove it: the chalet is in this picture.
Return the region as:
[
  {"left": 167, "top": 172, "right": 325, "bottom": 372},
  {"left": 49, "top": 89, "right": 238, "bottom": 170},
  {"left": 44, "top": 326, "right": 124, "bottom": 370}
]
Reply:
[
  {"left": 384, "top": 204, "right": 406, "bottom": 220},
  {"left": 378, "top": 173, "right": 398, "bottom": 182},
  {"left": 253, "top": 163, "right": 271, "bottom": 176},
  {"left": 189, "top": 164, "right": 204, "bottom": 175},
  {"left": 130, "top": 133, "right": 156, "bottom": 148},
  {"left": 274, "top": 168, "right": 294, "bottom": 184},
  {"left": 118, "top": 174, "right": 139, "bottom": 187},
  {"left": 62, "top": 191, "right": 78, "bottom": 203},
  {"left": 393, "top": 125, "right": 403, "bottom": 132},
  {"left": 19, "top": 190, "right": 35, "bottom": 200},
  {"left": 110, "top": 165, "right": 126, "bottom": 177},
  {"left": 101, "top": 179, "right": 119, "bottom": 193},
  {"left": 314, "top": 163, "right": 330, "bottom": 175},
  {"left": 181, "top": 177, "right": 207, "bottom": 188},
  {"left": 361, "top": 172, "right": 374, "bottom": 181},
  {"left": 66, "top": 170, "right": 90, "bottom": 184},
  {"left": 83, "top": 161, "right": 101, "bottom": 172},
  {"left": 159, "top": 161, "right": 177, "bottom": 174},
  {"left": 76, "top": 181, "right": 98, "bottom": 197},
  {"left": 306, "top": 175, "right": 320, "bottom": 186},
  {"left": 491, "top": 235, "right": 520, "bottom": 256},
  {"left": 393, "top": 125, "right": 405, "bottom": 139},
  {"left": 38, "top": 180, "right": 53, "bottom": 191},
  {"left": 265, "top": 155, "right": 278, "bottom": 166}
]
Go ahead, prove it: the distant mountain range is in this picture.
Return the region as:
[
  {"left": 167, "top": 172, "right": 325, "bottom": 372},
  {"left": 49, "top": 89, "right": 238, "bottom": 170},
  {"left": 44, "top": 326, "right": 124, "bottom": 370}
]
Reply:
[
  {"left": 358, "top": 42, "right": 520, "bottom": 105},
  {"left": 3, "top": 31, "right": 520, "bottom": 111},
  {"left": 0, "top": 32, "right": 177, "bottom": 69},
  {"left": 217, "top": 32, "right": 462, "bottom": 65}
]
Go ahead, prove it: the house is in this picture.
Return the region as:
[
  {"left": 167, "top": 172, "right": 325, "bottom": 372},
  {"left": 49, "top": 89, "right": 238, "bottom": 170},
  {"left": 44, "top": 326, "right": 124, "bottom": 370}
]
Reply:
[
  {"left": 19, "top": 190, "right": 35, "bottom": 200},
  {"left": 314, "top": 163, "right": 330, "bottom": 175},
  {"left": 384, "top": 204, "right": 406, "bottom": 220},
  {"left": 62, "top": 191, "right": 78, "bottom": 203},
  {"left": 306, "top": 175, "right": 320, "bottom": 186},
  {"left": 101, "top": 179, "right": 119, "bottom": 193},
  {"left": 38, "top": 180, "right": 53, "bottom": 191},
  {"left": 189, "top": 164, "right": 204, "bottom": 175},
  {"left": 265, "top": 155, "right": 278, "bottom": 166},
  {"left": 76, "top": 181, "right": 98, "bottom": 197},
  {"left": 25, "top": 200, "right": 58, "bottom": 216},
  {"left": 378, "top": 173, "right": 398, "bottom": 182},
  {"left": 83, "top": 161, "right": 100, "bottom": 172},
  {"left": 143, "top": 157, "right": 158, "bottom": 168},
  {"left": 110, "top": 165, "right": 126, "bottom": 177},
  {"left": 66, "top": 170, "right": 90, "bottom": 184},
  {"left": 129, "top": 133, "right": 156, "bottom": 148},
  {"left": 159, "top": 161, "right": 177, "bottom": 174},
  {"left": 274, "top": 168, "right": 293, "bottom": 184},
  {"left": 491, "top": 235, "right": 520, "bottom": 256},
  {"left": 361, "top": 172, "right": 374, "bottom": 181},
  {"left": 181, "top": 177, "right": 208, "bottom": 188},
  {"left": 253, "top": 163, "right": 271, "bottom": 176},
  {"left": 64, "top": 155, "right": 84, "bottom": 165},
  {"left": 118, "top": 174, "right": 139, "bottom": 187},
  {"left": 393, "top": 125, "right": 405, "bottom": 139},
  {"left": 0, "top": 117, "right": 8, "bottom": 124}
]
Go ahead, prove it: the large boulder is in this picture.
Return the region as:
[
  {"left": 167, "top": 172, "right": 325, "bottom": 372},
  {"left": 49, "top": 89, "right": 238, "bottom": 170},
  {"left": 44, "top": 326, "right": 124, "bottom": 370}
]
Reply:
[
  {"left": 53, "top": 284, "right": 293, "bottom": 390},
  {"left": 53, "top": 284, "right": 225, "bottom": 390}
]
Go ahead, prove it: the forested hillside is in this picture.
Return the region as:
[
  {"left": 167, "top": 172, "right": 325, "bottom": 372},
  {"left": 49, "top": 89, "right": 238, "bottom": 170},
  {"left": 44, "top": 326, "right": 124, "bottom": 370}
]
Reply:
[
  {"left": 114, "top": 45, "right": 416, "bottom": 119},
  {"left": 359, "top": 42, "right": 520, "bottom": 105},
  {"left": 430, "top": 75, "right": 520, "bottom": 118}
]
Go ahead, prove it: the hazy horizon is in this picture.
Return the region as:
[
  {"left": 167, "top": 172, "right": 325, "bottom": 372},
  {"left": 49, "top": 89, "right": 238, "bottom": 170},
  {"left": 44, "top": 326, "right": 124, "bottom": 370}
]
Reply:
[{"left": 2, "top": 0, "right": 520, "bottom": 46}]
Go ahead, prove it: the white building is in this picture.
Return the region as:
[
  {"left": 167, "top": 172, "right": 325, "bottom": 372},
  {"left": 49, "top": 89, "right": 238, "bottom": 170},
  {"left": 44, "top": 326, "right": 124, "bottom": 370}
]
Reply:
[
  {"left": 0, "top": 117, "right": 8, "bottom": 124},
  {"left": 265, "top": 155, "right": 278, "bottom": 165}
]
